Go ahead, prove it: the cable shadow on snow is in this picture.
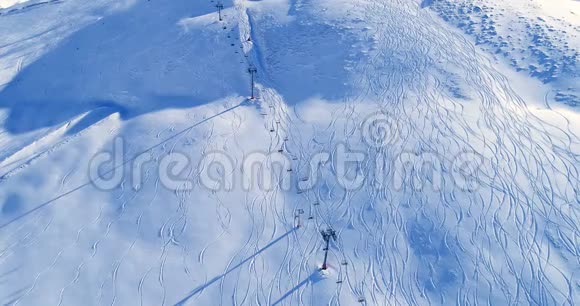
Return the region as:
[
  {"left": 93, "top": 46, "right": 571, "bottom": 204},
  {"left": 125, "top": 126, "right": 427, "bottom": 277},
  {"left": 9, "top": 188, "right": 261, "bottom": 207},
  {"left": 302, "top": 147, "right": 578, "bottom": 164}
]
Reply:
[
  {"left": 0, "top": 0, "right": 245, "bottom": 134},
  {"left": 173, "top": 228, "right": 297, "bottom": 306},
  {"left": 270, "top": 270, "right": 324, "bottom": 306},
  {"left": 0, "top": 99, "right": 248, "bottom": 230}
]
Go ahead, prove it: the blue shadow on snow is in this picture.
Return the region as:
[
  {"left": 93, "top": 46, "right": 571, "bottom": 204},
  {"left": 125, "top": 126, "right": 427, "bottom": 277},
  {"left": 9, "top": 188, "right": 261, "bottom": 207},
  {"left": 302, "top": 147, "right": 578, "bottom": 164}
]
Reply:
[{"left": 0, "top": 0, "right": 245, "bottom": 134}]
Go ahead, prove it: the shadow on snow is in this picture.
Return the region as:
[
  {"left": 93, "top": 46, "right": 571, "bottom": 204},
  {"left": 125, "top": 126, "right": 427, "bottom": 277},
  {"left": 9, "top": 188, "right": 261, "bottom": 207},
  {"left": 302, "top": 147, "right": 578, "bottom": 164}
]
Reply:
[
  {"left": 173, "top": 228, "right": 297, "bottom": 306},
  {"left": 0, "top": 0, "right": 246, "bottom": 134}
]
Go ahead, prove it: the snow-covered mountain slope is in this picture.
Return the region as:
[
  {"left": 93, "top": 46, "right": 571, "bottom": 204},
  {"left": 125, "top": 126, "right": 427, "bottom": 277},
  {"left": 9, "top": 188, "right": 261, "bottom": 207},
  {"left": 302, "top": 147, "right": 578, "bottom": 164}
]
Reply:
[
  {"left": 0, "top": 0, "right": 579, "bottom": 305},
  {"left": 423, "top": 0, "right": 580, "bottom": 107},
  {"left": 0, "top": 0, "right": 29, "bottom": 9}
]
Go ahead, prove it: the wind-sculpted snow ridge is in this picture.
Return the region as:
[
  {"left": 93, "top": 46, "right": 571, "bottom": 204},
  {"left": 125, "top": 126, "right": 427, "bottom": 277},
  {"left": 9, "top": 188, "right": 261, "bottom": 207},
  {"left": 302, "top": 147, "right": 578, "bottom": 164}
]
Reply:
[
  {"left": 0, "top": 0, "right": 579, "bottom": 305},
  {"left": 424, "top": 0, "right": 580, "bottom": 107}
]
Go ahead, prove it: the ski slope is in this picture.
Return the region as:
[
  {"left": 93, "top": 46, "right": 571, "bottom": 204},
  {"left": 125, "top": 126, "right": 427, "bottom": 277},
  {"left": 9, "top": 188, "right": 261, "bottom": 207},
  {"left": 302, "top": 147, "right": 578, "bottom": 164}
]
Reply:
[
  {"left": 0, "top": 0, "right": 29, "bottom": 9},
  {"left": 424, "top": 0, "right": 580, "bottom": 106},
  {"left": 0, "top": 0, "right": 579, "bottom": 305}
]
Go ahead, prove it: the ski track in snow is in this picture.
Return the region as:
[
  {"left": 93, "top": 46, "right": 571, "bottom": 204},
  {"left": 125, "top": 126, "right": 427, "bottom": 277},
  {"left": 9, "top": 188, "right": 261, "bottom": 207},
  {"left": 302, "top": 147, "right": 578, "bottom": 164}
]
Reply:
[{"left": 0, "top": 0, "right": 579, "bottom": 305}]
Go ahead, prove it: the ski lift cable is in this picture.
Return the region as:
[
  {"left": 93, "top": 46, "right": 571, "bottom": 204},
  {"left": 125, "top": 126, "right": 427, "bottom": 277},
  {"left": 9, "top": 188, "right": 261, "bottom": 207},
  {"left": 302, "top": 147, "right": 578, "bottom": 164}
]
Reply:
[{"left": 0, "top": 102, "right": 246, "bottom": 231}]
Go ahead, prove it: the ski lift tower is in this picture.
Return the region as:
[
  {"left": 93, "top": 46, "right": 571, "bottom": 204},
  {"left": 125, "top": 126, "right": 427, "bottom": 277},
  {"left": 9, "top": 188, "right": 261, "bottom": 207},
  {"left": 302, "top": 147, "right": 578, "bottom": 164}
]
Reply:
[
  {"left": 320, "top": 228, "right": 337, "bottom": 270},
  {"left": 248, "top": 65, "right": 258, "bottom": 99},
  {"left": 216, "top": 2, "right": 224, "bottom": 21}
]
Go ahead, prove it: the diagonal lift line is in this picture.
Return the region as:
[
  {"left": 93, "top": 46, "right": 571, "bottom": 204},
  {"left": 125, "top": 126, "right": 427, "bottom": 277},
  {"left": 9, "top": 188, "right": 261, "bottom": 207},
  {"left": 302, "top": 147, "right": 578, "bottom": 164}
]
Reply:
[{"left": 0, "top": 100, "right": 247, "bottom": 231}]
